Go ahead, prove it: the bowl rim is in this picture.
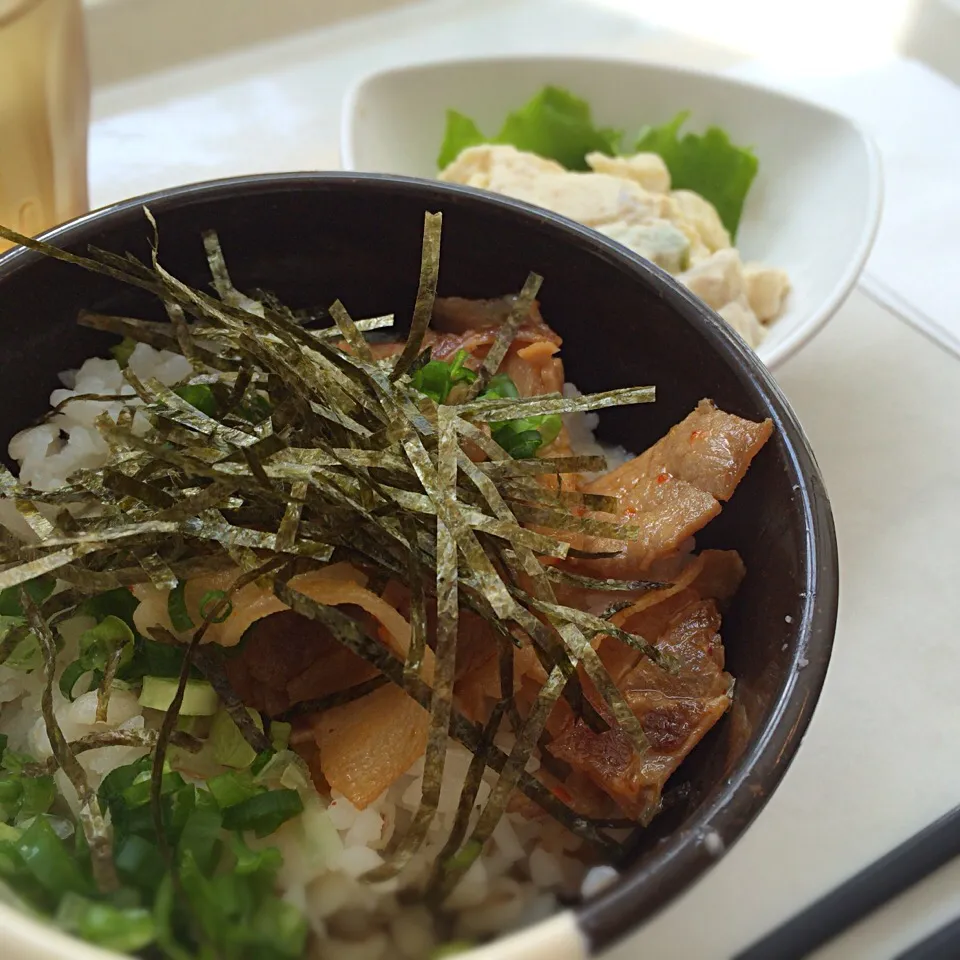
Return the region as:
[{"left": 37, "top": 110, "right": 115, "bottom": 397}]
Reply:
[
  {"left": 0, "top": 171, "right": 838, "bottom": 960},
  {"left": 339, "top": 52, "right": 884, "bottom": 371}
]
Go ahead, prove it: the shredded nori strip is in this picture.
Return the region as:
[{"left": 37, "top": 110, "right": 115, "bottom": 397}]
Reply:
[
  {"left": 425, "top": 700, "right": 506, "bottom": 893},
  {"left": 0, "top": 211, "right": 683, "bottom": 902},
  {"left": 20, "top": 729, "right": 202, "bottom": 778},
  {"left": 277, "top": 676, "right": 389, "bottom": 721},
  {"left": 95, "top": 646, "right": 123, "bottom": 723},
  {"left": 390, "top": 212, "right": 442, "bottom": 380},
  {"left": 462, "top": 272, "right": 542, "bottom": 400},
  {"left": 543, "top": 567, "right": 669, "bottom": 593},
  {"left": 434, "top": 662, "right": 570, "bottom": 900},
  {"left": 458, "top": 385, "right": 656, "bottom": 421},
  {"left": 366, "top": 409, "right": 462, "bottom": 880}
]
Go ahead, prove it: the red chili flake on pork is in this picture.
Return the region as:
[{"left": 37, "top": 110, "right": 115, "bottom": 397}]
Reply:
[
  {"left": 656, "top": 472, "right": 669, "bottom": 484},
  {"left": 552, "top": 784, "right": 574, "bottom": 805}
]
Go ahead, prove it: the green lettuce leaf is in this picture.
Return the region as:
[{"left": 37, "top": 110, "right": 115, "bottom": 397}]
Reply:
[
  {"left": 436, "top": 86, "right": 621, "bottom": 171},
  {"left": 436, "top": 87, "right": 759, "bottom": 238},
  {"left": 634, "top": 110, "right": 758, "bottom": 237},
  {"left": 437, "top": 110, "right": 486, "bottom": 169}
]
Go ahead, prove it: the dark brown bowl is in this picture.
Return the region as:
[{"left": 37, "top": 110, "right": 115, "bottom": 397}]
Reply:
[{"left": 0, "top": 173, "right": 837, "bottom": 958}]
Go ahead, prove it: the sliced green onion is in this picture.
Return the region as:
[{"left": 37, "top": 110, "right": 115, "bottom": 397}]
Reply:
[
  {"left": 0, "top": 776, "right": 21, "bottom": 800},
  {"left": 78, "top": 588, "right": 140, "bottom": 631},
  {"left": 0, "top": 576, "right": 55, "bottom": 617},
  {"left": 57, "top": 892, "right": 157, "bottom": 952},
  {"left": 250, "top": 749, "right": 274, "bottom": 777},
  {"left": 177, "top": 805, "right": 222, "bottom": 873},
  {"left": 122, "top": 770, "right": 184, "bottom": 809},
  {"left": 0, "top": 618, "right": 42, "bottom": 672},
  {"left": 269, "top": 721, "right": 291, "bottom": 752},
  {"left": 124, "top": 636, "right": 200, "bottom": 683},
  {"left": 81, "top": 615, "right": 135, "bottom": 659},
  {"left": 98, "top": 756, "right": 151, "bottom": 808},
  {"left": 206, "top": 771, "right": 262, "bottom": 810},
  {"left": 229, "top": 832, "right": 282, "bottom": 875},
  {"left": 0, "top": 778, "right": 22, "bottom": 822},
  {"left": 492, "top": 424, "right": 543, "bottom": 459},
  {"left": 166, "top": 580, "right": 194, "bottom": 633},
  {"left": 58, "top": 659, "right": 90, "bottom": 701},
  {"left": 139, "top": 676, "right": 219, "bottom": 716},
  {"left": 410, "top": 349, "right": 478, "bottom": 403},
  {"left": 114, "top": 834, "right": 165, "bottom": 891},
  {"left": 15, "top": 815, "right": 91, "bottom": 898},
  {"left": 173, "top": 383, "right": 218, "bottom": 418},
  {"left": 481, "top": 374, "right": 562, "bottom": 457},
  {"left": 18, "top": 776, "right": 56, "bottom": 819},
  {"left": 109, "top": 336, "right": 138, "bottom": 369},
  {"left": 236, "top": 391, "right": 273, "bottom": 425},
  {"left": 247, "top": 893, "right": 308, "bottom": 957},
  {"left": 447, "top": 348, "right": 475, "bottom": 386},
  {"left": 482, "top": 372, "right": 519, "bottom": 400},
  {"left": 199, "top": 589, "right": 233, "bottom": 623},
  {"left": 537, "top": 412, "right": 563, "bottom": 446},
  {"left": 153, "top": 872, "right": 193, "bottom": 960},
  {"left": 210, "top": 708, "right": 264, "bottom": 769},
  {"left": 221, "top": 789, "right": 303, "bottom": 838},
  {"left": 0, "top": 821, "right": 20, "bottom": 843},
  {"left": 60, "top": 614, "right": 137, "bottom": 701}
]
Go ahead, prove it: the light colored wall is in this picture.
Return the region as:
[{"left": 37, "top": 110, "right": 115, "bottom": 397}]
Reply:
[
  {"left": 83, "top": 0, "right": 417, "bottom": 87},
  {"left": 900, "top": 0, "right": 960, "bottom": 82}
]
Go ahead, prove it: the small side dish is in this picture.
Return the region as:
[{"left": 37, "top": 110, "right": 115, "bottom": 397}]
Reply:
[{"left": 436, "top": 86, "right": 790, "bottom": 348}]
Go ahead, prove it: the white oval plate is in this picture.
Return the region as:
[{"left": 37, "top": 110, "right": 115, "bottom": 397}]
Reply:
[{"left": 341, "top": 55, "right": 883, "bottom": 369}]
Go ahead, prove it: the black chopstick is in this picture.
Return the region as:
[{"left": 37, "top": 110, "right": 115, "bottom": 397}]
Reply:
[
  {"left": 733, "top": 804, "right": 960, "bottom": 960},
  {"left": 895, "top": 915, "right": 960, "bottom": 960}
]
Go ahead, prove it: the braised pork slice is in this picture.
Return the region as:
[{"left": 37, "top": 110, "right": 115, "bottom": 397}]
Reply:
[
  {"left": 569, "top": 400, "right": 771, "bottom": 576},
  {"left": 547, "top": 598, "right": 732, "bottom": 819},
  {"left": 593, "top": 399, "right": 773, "bottom": 503},
  {"left": 432, "top": 296, "right": 561, "bottom": 343},
  {"left": 224, "top": 610, "right": 380, "bottom": 718},
  {"left": 313, "top": 683, "right": 429, "bottom": 810}
]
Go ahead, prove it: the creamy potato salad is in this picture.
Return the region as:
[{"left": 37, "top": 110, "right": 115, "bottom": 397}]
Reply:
[{"left": 440, "top": 144, "right": 789, "bottom": 348}]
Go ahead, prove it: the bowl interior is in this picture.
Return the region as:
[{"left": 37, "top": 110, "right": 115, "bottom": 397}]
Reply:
[
  {"left": 344, "top": 56, "right": 881, "bottom": 368},
  {"left": 0, "top": 174, "right": 836, "bottom": 954}
]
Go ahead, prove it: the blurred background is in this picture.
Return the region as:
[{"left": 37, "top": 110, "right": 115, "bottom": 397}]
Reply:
[
  {"left": 2, "top": 0, "right": 957, "bottom": 234},
  {"left": 78, "top": 0, "right": 958, "bottom": 86}
]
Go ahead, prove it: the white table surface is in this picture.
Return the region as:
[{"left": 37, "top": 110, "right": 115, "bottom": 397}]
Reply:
[{"left": 86, "top": 2, "right": 960, "bottom": 957}]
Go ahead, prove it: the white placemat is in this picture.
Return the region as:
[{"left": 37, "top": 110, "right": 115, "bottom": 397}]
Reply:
[{"left": 728, "top": 57, "right": 960, "bottom": 358}]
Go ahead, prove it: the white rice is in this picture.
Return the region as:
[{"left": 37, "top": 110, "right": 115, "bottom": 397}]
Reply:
[
  {"left": 0, "top": 347, "right": 631, "bottom": 957},
  {"left": 8, "top": 343, "right": 191, "bottom": 493},
  {"left": 562, "top": 383, "right": 632, "bottom": 475}
]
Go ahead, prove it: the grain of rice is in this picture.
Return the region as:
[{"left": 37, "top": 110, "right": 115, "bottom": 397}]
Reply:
[
  {"left": 529, "top": 847, "right": 564, "bottom": 888},
  {"left": 328, "top": 793, "right": 362, "bottom": 831},
  {"left": 344, "top": 807, "right": 384, "bottom": 848},
  {"left": 337, "top": 846, "right": 386, "bottom": 879},
  {"left": 492, "top": 815, "right": 526, "bottom": 863},
  {"left": 308, "top": 873, "right": 354, "bottom": 919},
  {"left": 580, "top": 864, "right": 620, "bottom": 898},
  {"left": 442, "top": 857, "right": 489, "bottom": 910}
]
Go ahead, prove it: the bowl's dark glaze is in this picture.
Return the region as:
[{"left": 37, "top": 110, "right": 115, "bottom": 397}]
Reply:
[{"left": 0, "top": 174, "right": 837, "bottom": 954}]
